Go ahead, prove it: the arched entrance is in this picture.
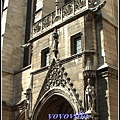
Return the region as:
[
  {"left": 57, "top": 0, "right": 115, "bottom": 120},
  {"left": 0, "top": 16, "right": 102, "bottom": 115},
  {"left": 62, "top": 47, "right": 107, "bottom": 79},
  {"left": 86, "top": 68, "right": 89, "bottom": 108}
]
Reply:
[
  {"left": 37, "top": 95, "right": 74, "bottom": 120},
  {"left": 32, "top": 59, "right": 82, "bottom": 120}
]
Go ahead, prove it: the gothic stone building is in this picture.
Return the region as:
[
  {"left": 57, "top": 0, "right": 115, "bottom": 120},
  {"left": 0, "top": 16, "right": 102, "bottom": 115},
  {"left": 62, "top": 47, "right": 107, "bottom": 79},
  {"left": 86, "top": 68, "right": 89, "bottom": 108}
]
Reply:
[{"left": 2, "top": 0, "right": 118, "bottom": 120}]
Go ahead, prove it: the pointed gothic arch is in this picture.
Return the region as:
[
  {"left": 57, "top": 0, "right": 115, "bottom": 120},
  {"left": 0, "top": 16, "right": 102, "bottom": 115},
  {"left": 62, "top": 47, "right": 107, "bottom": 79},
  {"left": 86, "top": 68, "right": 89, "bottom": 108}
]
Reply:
[
  {"left": 36, "top": 94, "right": 74, "bottom": 120},
  {"left": 32, "top": 59, "right": 83, "bottom": 120},
  {"left": 32, "top": 89, "right": 78, "bottom": 120}
]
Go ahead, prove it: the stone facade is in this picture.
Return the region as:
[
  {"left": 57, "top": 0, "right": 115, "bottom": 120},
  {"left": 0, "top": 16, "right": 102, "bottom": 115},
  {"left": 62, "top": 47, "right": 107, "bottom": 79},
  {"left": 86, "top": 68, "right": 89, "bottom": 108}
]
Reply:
[
  {"left": 97, "top": 67, "right": 118, "bottom": 120},
  {"left": 2, "top": 0, "right": 118, "bottom": 120}
]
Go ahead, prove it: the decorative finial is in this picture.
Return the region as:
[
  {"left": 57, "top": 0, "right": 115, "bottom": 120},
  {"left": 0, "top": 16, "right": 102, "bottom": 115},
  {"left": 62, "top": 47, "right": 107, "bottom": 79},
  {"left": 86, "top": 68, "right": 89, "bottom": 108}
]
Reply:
[{"left": 55, "top": 0, "right": 60, "bottom": 17}]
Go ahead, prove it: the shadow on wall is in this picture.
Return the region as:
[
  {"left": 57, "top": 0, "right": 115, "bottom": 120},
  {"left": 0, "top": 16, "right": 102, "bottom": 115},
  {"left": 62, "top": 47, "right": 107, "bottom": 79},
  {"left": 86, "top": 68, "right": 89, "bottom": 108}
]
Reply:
[
  {"left": 96, "top": 15, "right": 104, "bottom": 67},
  {"left": 95, "top": 12, "right": 109, "bottom": 120},
  {"left": 13, "top": 72, "right": 24, "bottom": 120},
  {"left": 97, "top": 72, "right": 108, "bottom": 120}
]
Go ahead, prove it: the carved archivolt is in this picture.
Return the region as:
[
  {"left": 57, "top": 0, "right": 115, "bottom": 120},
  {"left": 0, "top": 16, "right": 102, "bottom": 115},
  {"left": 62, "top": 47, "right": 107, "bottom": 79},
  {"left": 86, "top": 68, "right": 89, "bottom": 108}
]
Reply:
[{"left": 43, "top": 59, "right": 83, "bottom": 106}]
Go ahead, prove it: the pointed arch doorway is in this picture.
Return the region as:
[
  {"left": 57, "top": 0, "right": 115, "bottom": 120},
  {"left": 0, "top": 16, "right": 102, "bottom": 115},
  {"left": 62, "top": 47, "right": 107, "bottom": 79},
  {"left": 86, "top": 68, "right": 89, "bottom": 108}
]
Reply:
[{"left": 36, "top": 95, "right": 74, "bottom": 120}]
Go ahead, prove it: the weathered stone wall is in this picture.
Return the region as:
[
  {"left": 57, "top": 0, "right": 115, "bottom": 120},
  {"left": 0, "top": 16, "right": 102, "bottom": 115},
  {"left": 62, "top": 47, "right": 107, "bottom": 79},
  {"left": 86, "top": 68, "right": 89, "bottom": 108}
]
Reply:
[
  {"left": 42, "top": 0, "right": 56, "bottom": 17},
  {"left": 97, "top": 69, "right": 110, "bottom": 120},
  {"left": 2, "top": 72, "right": 14, "bottom": 102},
  {"left": 2, "top": 0, "right": 118, "bottom": 120},
  {"left": 101, "top": 0, "right": 118, "bottom": 26},
  {"left": 2, "top": 0, "right": 27, "bottom": 103},
  {"left": 32, "top": 17, "right": 84, "bottom": 70},
  {"left": 13, "top": 67, "right": 32, "bottom": 103},
  {"left": 98, "top": 2, "right": 118, "bottom": 119},
  {"left": 32, "top": 69, "right": 48, "bottom": 109},
  {"left": 59, "top": 17, "right": 85, "bottom": 59},
  {"left": 31, "top": 16, "right": 85, "bottom": 109},
  {"left": 2, "top": 1, "right": 27, "bottom": 120},
  {"left": 108, "top": 69, "right": 118, "bottom": 120},
  {"left": 96, "top": 0, "right": 118, "bottom": 68},
  {"left": 97, "top": 67, "right": 118, "bottom": 120},
  {"left": 2, "top": 0, "right": 27, "bottom": 71},
  {"left": 32, "top": 34, "right": 51, "bottom": 70},
  {"left": 102, "top": 19, "right": 118, "bottom": 67},
  {"left": 63, "top": 59, "right": 84, "bottom": 103},
  {"left": 2, "top": 109, "right": 13, "bottom": 120}
]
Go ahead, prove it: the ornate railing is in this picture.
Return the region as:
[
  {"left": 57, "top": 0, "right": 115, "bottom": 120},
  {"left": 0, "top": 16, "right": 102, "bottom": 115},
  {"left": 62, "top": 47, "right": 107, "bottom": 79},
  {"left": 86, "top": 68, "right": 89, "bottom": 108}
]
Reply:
[{"left": 32, "top": 0, "right": 88, "bottom": 37}]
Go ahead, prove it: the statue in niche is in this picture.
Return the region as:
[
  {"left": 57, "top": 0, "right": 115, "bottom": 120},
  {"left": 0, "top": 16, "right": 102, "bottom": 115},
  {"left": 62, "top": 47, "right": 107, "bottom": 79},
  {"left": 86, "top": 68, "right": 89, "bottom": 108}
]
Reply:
[
  {"left": 24, "top": 88, "right": 32, "bottom": 119},
  {"left": 54, "top": 39, "right": 59, "bottom": 52},
  {"left": 52, "top": 28, "right": 59, "bottom": 59},
  {"left": 85, "top": 78, "right": 96, "bottom": 111}
]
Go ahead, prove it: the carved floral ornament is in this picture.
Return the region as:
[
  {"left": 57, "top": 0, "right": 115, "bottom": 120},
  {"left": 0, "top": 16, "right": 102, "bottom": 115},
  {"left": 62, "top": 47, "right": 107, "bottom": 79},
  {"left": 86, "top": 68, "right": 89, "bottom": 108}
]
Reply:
[
  {"left": 29, "top": 59, "right": 84, "bottom": 120},
  {"left": 33, "top": 0, "right": 86, "bottom": 35},
  {"left": 40, "top": 59, "right": 84, "bottom": 110},
  {"left": 32, "top": 0, "right": 106, "bottom": 36}
]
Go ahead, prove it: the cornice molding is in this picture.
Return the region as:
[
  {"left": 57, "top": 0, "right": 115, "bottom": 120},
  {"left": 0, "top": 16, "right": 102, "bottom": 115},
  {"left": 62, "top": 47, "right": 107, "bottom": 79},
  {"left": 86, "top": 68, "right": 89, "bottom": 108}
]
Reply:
[
  {"left": 14, "top": 65, "right": 31, "bottom": 75},
  {"left": 97, "top": 66, "right": 118, "bottom": 79},
  {"left": 2, "top": 65, "right": 31, "bottom": 75},
  {"left": 29, "top": 9, "right": 89, "bottom": 43},
  {"left": 30, "top": 53, "right": 82, "bottom": 75},
  {"left": 83, "top": 70, "right": 96, "bottom": 77}
]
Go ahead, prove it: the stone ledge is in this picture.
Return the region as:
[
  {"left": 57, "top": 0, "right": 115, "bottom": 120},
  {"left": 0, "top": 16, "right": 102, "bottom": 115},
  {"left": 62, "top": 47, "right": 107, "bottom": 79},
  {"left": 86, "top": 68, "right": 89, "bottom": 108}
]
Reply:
[
  {"left": 2, "top": 66, "right": 15, "bottom": 74},
  {"left": 14, "top": 65, "right": 31, "bottom": 74},
  {"left": 2, "top": 65, "right": 31, "bottom": 75},
  {"left": 97, "top": 63, "right": 118, "bottom": 71},
  {"left": 30, "top": 53, "right": 82, "bottom": 75},
  {"left": 97, "top": 63, "right": 118, "bottom": 79}
]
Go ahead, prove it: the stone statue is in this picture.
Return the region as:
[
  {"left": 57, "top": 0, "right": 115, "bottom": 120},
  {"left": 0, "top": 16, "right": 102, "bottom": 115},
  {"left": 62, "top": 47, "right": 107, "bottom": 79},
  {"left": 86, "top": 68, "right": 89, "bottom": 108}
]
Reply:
[
  {"left": 54, "top": 39, "right": 59, "bottom": 52},
  {"left": 24, "top": 88, "right": 32, "bottom": 120},
  {"left": 52, "top": 28, "right": 59, "bottom": 59},
  {"left": 85, "top": 78, "right": 96, "bottom": 111}
]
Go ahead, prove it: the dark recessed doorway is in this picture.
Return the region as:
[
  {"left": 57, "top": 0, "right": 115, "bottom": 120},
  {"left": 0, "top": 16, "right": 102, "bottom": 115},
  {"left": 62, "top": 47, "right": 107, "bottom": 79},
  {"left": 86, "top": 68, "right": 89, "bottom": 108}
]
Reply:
[{"left": 37, "top": 95, "right": 74, "bottom": 120}]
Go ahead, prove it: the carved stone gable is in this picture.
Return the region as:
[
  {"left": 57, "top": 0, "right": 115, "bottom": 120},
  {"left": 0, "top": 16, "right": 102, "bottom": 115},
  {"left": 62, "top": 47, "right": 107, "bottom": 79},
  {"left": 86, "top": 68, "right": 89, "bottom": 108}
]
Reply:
[
  {"left": 44, "top": 59, "right": 67, "bottom": 90},
  {"left": 35, "top": 59, "right": 83, "bottom": 111}
]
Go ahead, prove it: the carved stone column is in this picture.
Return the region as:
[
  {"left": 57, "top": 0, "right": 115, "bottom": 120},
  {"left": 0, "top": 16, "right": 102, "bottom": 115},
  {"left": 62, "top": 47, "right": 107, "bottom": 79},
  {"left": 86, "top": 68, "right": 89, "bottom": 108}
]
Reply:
[
  {"left": 83, "top": 1, "right": 107, "bottom": 119},
  {"left": 55, "top": 0, "right": 60, "bottom": 17}
]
